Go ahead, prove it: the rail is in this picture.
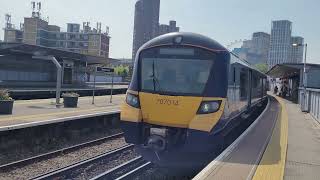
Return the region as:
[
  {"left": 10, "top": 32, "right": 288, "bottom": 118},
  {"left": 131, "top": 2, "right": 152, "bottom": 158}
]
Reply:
[
  {"left": 0, "top": 133, "right": 124, "bottom": 172},
  {"left": 90, "top": 156, "right": 151, "bottom": 180},
  {"left": 32, "top": 144, "right": 134, "bottom": 180}
]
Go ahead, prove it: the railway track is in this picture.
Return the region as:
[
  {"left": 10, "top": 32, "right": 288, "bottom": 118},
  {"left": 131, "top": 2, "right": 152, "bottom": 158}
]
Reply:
[
  {"left": 0, "top": 133, "right": 124, "bottom": 173},
  {"left": 90, "top": 156, "right": 152, "bottom": 180},
  {"left": 31, "top": 144, "right": 136, "bottom": 180}
]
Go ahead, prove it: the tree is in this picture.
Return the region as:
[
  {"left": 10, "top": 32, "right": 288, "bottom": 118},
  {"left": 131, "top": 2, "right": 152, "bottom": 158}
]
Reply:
[
  {"left": 122, "top": 68, "right": 128, "bottom": 77},
  {"left": 255, "top": 63, "right": 268, "bottom": 74},
  {"left": 114, "top": 65, "right": 129, "bottom": 76}
]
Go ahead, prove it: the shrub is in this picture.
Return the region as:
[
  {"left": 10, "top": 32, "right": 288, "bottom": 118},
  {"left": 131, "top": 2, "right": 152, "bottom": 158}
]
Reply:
[{"left": 0, "top": 89, "right": 13, "bottom": 101}]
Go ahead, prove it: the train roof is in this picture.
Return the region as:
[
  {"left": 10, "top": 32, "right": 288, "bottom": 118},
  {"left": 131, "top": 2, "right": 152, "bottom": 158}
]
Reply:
[
  {"left": 139, "top": 32, "right": 266, "bottom": 77},
  {"left": 230, "top": 52, "right": 267, "bottom": 77},
  {"left": 140, "top": 32, "right": 228, "bottom": 52}
]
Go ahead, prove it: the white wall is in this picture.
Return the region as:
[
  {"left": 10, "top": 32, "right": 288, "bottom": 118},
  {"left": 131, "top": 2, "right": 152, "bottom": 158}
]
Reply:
[{"left": 89, "top": 74, "right": 123, "bottom": 82}]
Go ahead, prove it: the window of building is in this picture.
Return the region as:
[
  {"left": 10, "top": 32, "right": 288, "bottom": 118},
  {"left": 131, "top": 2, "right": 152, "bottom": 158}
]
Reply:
[{"left": 69, "top": 34, "right": 76, "bottom": 40}]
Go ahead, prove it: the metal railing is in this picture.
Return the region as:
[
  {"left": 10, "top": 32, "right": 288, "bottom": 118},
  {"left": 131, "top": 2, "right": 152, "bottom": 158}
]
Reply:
[{"left": 299, "top": 88, "right": 320, "bottom": 121}]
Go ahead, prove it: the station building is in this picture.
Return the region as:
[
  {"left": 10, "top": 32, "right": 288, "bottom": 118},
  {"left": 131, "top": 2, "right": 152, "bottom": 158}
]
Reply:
[{"left": 4, "top": 13, "right": 110, "bottom": 58}]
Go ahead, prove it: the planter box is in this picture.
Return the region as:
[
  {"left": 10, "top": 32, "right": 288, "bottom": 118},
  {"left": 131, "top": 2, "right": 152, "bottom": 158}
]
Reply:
[
  {"left": 0, "top": 100, "right": 14, "bottom": 114},
  {"left": 63, "top": 97, "right": 79, "bottom": 108}
]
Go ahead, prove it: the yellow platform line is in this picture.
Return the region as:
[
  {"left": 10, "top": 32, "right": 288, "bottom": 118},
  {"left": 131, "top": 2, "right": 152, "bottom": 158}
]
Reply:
[
  {"left": 0, "top": 105, "right": 120, "bottom": 122},
  {"left": 252, "top": 96, "right": 288, "bottom": 180}
]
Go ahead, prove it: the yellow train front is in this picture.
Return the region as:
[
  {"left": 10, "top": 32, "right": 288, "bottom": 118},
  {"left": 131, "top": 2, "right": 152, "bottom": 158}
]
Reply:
[{"left": 121, "top": 32, "right": 267, "bottom": 172}]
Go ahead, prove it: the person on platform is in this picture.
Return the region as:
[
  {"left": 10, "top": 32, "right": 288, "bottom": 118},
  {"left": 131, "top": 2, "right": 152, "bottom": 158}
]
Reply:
[{"left": 274, "top": 85, "right": 278, "bottom": 95}]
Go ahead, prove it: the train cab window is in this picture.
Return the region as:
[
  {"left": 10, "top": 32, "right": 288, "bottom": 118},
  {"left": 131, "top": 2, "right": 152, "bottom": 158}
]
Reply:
[
  {"left": 139, "top": 47, "right": 219, "bottom": 96},
  {"left": 141, "top": 58, "right": 213, "bottom": 95}
]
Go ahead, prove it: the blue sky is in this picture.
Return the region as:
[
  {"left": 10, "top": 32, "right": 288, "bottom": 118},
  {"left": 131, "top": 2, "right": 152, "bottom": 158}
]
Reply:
[{"left": 1, "top": 0, "right": 319, "bottom": 64}]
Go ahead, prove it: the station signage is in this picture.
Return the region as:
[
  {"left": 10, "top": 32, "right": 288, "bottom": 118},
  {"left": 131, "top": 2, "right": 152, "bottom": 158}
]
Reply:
[{"left": 96, "top": 67, "right": 114, "bottom": 73}]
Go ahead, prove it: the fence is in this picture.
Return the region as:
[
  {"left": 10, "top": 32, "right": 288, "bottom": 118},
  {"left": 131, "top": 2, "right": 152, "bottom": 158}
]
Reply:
[{"left": 299, "top": 88, "right": 320, "bottom": 121}]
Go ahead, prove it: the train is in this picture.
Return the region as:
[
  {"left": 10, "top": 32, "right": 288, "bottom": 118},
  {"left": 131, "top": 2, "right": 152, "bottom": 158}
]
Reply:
[{"left": 120, "top": 32, "right": 267, "bottom": 173}]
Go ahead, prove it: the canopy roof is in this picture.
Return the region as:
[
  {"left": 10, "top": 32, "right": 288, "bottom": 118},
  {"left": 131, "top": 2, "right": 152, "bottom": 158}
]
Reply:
[
  {"left": 0, "top": 42, "right": 119, "bottom": 65},
  {"left": 267, "top": 63, "right": 320, "bottom": 78}
]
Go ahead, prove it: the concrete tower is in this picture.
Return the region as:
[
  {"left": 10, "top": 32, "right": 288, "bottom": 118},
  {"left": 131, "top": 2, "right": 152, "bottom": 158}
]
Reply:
[
  {"left": 268, "top": 20, "right": 292, "bottom": 69},
  {"left": 132, "top": 0, "right": 160, "bottom": 60}
]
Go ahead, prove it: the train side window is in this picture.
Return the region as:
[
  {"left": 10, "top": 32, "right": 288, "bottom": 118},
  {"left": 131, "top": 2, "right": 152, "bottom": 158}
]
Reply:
[
  {"left": 233, "top": 67, "right": 236, "bottom": 83},
  {"left": 228, "top": 64, "right": 236, "bottom": 86},
  {"left": 240, "top": 69, "right": 248, "bottom": 99}
]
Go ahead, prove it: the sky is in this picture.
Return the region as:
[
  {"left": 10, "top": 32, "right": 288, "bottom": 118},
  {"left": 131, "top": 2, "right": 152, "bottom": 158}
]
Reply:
[{"left": 0, "top": 0, "right": 319, "bottom": 64}]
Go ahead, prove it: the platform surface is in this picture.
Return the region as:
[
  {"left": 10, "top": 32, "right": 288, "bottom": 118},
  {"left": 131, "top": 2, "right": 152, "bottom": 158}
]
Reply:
[
  {"left": 283, "top": 99, "right": 320, "bottom": 180},
  {"left": 253, "top": 96, "right": 320, "bottom": 180},
  {"left": 8, "top": 84, "right": 128, "bottom": 92},
  {"left": 252, "top": 95, "right": 288, "bottom": 180},
  {"left": 194, "top": 97, "right": 280, "bottom": 180},
  {"left": 195, "top": 94, "right": 320, "bottom": 180},
  {"left": 0, "top": 94, "right": 125, "bottom": 131}
]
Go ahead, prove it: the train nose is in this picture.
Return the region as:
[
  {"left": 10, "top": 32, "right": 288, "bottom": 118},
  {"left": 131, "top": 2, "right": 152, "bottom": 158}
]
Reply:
[{"left": 147, "top": 135, "right": 166, "bottom": 151}]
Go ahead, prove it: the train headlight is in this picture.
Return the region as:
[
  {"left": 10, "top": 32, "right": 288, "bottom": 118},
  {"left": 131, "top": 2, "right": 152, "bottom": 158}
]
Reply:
[
  {"left": 197, "top": 101, "right": 221, "bottom": 114},
  {"left": 126, "top": 93, "right": 140, "bottom": 108}
]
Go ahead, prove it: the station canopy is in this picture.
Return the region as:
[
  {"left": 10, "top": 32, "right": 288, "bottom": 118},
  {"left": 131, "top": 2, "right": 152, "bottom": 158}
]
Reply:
[
  {"left": 267, "top": 63, "right": 301, "bottom": 78},
  {"left": 267, "top": 63, "right": 320, "bottom": 78},
  {"left": 0, "top": 42, "right": 119, "bottom": 65}
]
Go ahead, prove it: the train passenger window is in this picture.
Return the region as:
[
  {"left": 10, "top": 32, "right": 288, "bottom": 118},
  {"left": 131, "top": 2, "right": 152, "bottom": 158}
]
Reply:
[
  {"left": 233, "top": 67, "right": 236, "bottom": 83},
  {"left": 251, "top": 72, "right": 263, "bottom": 103},
  {"left": 240, "top": 70, "right": 248, "bottom": 99}
]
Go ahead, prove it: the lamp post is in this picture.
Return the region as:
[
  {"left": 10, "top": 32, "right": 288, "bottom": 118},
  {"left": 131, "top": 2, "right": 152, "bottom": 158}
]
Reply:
[{"left": 292, "top": 43, "right": 308, "bottom": 111}]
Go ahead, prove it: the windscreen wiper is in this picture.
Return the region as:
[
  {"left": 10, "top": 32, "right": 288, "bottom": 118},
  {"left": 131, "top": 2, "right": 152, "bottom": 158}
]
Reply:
[{"left": 152, "top": 60, "right": 161, "bottom": 91}]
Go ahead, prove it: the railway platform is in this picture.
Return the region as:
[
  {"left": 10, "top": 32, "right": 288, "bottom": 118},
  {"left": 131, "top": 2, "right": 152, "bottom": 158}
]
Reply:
[
  {"left": 7, "top": 85, "right": 128, "bottom": 100},
  {"left": 194, "top": 95, "right": 320, "bottom": 180},
  {"left": 0, "top": 94, "right": 125, "bottom": 131}
]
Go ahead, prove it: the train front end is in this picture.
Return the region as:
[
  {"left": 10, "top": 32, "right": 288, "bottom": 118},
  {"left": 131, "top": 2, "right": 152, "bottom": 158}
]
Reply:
[{"left": 121, "top": 32, "right": 230, "bottom": 171}]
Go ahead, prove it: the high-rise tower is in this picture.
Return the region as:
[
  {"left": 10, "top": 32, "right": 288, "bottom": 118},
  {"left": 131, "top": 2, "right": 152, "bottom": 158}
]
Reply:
[
  {"left": 268, "top": 20, "right": 292, "bottom": 69},
  {"left": 132, "top": 0, "right": 160, "bottom": 60},
  {"left": 291, "top": 36, "right": 304, "bottom": 63}
]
